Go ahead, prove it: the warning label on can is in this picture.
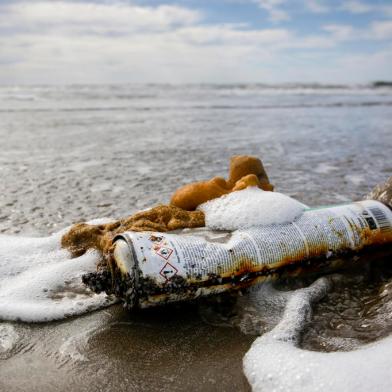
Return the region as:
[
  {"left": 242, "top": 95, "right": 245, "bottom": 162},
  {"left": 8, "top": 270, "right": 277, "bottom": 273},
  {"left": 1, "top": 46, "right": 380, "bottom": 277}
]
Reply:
[{"left": 121, "top": 200, "right": 392, "bottom": 285}]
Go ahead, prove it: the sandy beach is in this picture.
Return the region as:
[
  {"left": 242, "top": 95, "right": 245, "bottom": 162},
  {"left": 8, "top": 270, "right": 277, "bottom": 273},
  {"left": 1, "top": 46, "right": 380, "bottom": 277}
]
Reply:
[{"left": 1, "top": 84, "right": 392, "bottom": 391}]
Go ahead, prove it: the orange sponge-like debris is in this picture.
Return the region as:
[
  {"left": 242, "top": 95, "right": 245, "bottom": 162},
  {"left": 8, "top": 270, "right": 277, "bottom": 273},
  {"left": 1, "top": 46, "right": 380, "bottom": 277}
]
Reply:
[{"left": 170, "top": 155, "right": 273, "bottom": 211}]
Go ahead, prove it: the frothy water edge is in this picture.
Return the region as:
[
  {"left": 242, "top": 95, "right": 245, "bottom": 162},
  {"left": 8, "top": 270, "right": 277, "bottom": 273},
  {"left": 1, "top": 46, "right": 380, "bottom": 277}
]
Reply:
[
  {"left": 243, "top": 277, "right": 392, "bottom": 391},
  {"left": 0, "top": 223, "right": 116, "bottom": 323}
]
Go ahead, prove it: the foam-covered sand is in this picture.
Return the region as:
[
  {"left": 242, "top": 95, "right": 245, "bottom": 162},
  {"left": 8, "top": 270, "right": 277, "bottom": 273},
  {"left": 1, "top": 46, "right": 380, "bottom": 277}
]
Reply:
[
  {"left": 0, "top": 189, "right": 306, "bottom": 322},
  {"left": 1, "top": 186, "right": 392, "bottom": 391},
  {"left": 0, "top": 221, "right": 115, "bottom": 322},
  {"left": 243, "top": 278, "right": 392, "bottom": 392},
  {"left": 199, "top": 187, "right": 307, "bottom": 230}
]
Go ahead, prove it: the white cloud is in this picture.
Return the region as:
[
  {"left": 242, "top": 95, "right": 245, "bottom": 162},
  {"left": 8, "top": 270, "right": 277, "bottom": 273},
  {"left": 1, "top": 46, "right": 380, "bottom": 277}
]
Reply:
[
  {"left": 0, "top": 1, "right": 202, "bottom": 33},
  {"left": 0, "top": 1, "right": 391, "bottom": 84},
  {"left": 254, "top": 0, "right": 290, "bottom": 22},
  {"left": 174, "top": 25, "right": 291, "bottom": 45},
  {"left": 322, "top": 21, "right": 392, "bottom": 42},
  {"left": 340, "top": 1, "right": 392, "bottom": 16},
  {"left": 323, "top": 24, "right": 355, "bottom": 41},
  {"left": 329, "top": 47, "right": 392, "bottom": 83},
  {"left": 370, "top": 20, "right": 392, "bottom": 39},
  {"left": 340, "top": 1, "right": 372, "bottom": 14},
  {"left": 305, "top": 0, "right": 330, "bottom": 14},
  {"left": 0, "top": 0, "right": 292, "bottom": 84}
]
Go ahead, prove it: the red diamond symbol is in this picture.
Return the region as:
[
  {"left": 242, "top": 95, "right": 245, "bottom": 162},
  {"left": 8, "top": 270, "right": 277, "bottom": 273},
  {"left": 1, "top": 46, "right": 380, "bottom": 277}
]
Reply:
[
  {"left": 160, "top": 262, "right": 178, "bottom": 281},
  {"left": 155, "top": 246, "right": 173, "bottom": 260}
]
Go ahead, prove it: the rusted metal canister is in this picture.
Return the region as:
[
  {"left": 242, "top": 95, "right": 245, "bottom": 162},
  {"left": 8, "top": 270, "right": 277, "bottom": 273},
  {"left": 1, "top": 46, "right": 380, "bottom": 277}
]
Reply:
[{"left": 106, "top": 200, "right": 392, "bottom": 308}]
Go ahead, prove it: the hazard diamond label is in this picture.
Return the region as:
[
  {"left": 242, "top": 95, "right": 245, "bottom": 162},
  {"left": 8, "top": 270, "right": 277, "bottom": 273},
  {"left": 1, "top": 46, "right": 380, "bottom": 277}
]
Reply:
[
  {"left": 154, "top": 246, "right": 173, "bottom": 260},
  {"left": 160, "top": 262, "right": 178, "bottom": 281}
]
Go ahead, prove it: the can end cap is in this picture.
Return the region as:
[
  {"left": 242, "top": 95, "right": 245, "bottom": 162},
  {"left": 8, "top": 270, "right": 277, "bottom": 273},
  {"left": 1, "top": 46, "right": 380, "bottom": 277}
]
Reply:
[{"left": 113, "top": 239, "right": 135, "bottom": 276}]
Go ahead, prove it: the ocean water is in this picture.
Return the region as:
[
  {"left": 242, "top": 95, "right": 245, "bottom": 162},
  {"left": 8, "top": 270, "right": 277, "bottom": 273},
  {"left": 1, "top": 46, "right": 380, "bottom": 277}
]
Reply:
[{"left": 0, "top": 84, "right": 391, "bottom": 391}]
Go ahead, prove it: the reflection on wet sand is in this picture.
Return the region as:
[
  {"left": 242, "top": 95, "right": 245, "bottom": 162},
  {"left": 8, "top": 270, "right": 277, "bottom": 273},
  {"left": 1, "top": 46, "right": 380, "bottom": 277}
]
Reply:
[{"left": 0, "top": 304, "right": 252, "bottom": 392}]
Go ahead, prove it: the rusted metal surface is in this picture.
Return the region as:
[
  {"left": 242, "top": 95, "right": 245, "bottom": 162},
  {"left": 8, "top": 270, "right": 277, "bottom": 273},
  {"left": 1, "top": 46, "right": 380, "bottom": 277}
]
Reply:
[{"left": 83, "top": 200, "right": 392, "bottom": 309}]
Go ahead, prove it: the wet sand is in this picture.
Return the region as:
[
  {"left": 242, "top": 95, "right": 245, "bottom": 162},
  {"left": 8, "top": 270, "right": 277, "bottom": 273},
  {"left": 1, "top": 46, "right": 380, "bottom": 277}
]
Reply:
[
  {"left": 0, "top": 304, "right": 252, "bottom": 391},
  {"left": 0, "top": 84, "right": 391, "bottom": 391}
]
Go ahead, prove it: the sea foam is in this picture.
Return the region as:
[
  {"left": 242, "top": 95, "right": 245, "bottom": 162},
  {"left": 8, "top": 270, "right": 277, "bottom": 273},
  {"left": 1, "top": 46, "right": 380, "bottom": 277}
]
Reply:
[
  {"left": 199, "top": 187, "right": 306, "bottom": 231},
  {"left": 0, "top": 222, "right": 115, "bottom": 323},
  {"left": 0, "top": 189, "right": 307, "bottom": 322},
  {"left": 243, "top": 277, "right": 392, "bottom": 392}
]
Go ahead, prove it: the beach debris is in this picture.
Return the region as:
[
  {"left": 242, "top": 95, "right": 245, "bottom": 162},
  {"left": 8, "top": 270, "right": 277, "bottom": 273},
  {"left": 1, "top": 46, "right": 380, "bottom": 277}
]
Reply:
[
  {"left": 61, "top": 154, "right": 392, "bottom": 311},
  {"left": 85, "top": 200, "right": 392, "bottom": 309}
]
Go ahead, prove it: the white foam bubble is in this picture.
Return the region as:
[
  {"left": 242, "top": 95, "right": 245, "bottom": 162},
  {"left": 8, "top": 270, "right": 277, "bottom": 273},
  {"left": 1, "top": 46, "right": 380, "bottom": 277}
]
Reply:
[
  {"left": 199, "top": 187, "right": 307, "bottom": 231},
  {"left": 243, "top": 278, "right": 392, "bottom": 392},
  {"left": 0, "top": 222, "right": 115, "bottom": 322}
]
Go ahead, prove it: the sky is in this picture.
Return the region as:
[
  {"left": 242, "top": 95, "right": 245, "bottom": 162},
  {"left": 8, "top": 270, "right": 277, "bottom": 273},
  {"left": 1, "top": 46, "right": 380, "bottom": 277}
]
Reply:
[{"left": 0, "top": 0, "right": 391, "bottom": 84}]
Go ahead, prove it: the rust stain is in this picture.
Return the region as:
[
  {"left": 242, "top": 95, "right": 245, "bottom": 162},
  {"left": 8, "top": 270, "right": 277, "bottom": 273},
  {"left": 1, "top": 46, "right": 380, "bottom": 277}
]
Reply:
[
  {"left": 87, "top": 237, "right": 392, "bottom": 309},
  {"left": 359, "top": 227, "right": 392, "bottom": 246}
]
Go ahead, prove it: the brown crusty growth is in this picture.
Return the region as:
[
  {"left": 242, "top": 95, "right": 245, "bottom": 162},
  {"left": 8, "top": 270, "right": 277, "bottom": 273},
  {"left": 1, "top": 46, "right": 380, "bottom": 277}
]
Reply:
[
  {"left": 367, "top": 176, "right": 392, "bottom": 209},
  {"left": 61, "top": 205, "right": 205, "bottom": 258}
]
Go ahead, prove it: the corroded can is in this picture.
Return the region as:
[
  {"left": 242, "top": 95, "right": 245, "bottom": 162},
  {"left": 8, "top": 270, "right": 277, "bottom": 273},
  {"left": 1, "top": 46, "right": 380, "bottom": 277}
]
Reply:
[{"left": 102, "top": 200, "right": 392, "bottom": 308}]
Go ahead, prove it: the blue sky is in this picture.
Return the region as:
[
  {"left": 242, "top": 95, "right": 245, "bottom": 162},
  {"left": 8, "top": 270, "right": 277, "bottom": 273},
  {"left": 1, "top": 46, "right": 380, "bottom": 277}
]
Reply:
[{"left": 0, "top": 0, "right": 391, "bottom": 84}]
